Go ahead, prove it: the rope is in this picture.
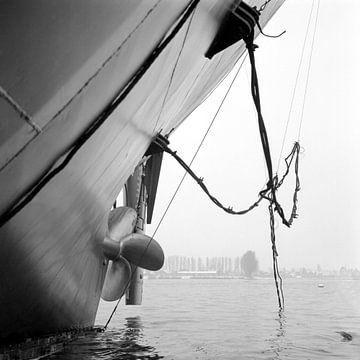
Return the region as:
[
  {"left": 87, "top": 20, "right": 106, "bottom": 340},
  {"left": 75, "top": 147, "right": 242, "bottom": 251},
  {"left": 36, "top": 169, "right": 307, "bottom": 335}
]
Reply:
[
  {"left": 103, "top": 172, "right": 148, "bottom": 330},
  {"left": 157, "top": 138, "right": 299, "bottom": 218},
  {"left": 155, "top": 8, "right": 196, "bottom": 129},
  {"left": 254, "top": 19, "right": 286, "bottom": 39},
  {"left": 162, "top": 56, "right": 255, "bottom": 225},
  {"left": 298, "top": 0, "right": 321, "bottom": 140},
  {"left": 245, "top": 31, "right": 288, "bottom": 308},
  {"left": 105, "top": 0, "right": 301, "bottom": 323},
  {"left": 151, "top": 19, "right": 302, "bottom": 309},
  {"left": 103, "top": 0, "right": 200, "bottom": 329},
  {"left": 104, "top": 297, "right": 121, "bottom": 330},
  {"left": 0, "top": 0, "right": 200, "bottom": 229},
  {"left": 269, "top": 203, "right": 284, "bottom": 309},
  {"left": 277, "top": 0, "right": 316, "bottom": 172},
  {"left": 105, "top": 56, "right": 249, "bottom": 330},
  {"left": 157, "top": 134, "right": 299, "bottom": 312},
  {"left": 104, "top": 167, "right": 151, "bottom": 330}
]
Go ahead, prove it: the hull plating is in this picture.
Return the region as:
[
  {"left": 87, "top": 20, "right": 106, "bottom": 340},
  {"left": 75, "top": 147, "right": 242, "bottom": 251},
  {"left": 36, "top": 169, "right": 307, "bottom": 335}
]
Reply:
[{"left": 0, "top": 0, "right": 283, "bottom": 341}]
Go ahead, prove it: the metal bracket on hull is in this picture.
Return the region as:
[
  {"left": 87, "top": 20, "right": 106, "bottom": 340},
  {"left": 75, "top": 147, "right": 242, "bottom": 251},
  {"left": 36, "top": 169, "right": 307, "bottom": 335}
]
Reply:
[
  {"left": 143, "top": 133, "right": 168, "bottom": 224},
  {"left": 205, "top": 1, "right": 260, "bottom": 59},
  {"left": 125, "top": 165, "right": 146, "bottom": 305},
  {"left": 102, "top": 137, "right": 168, "bottom": 304}
]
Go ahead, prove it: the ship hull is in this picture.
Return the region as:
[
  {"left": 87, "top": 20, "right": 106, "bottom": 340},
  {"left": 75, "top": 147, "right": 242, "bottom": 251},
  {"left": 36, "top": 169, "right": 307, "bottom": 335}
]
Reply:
[{"left": 0, "top": 0, "right": 283, "bottom": 341}]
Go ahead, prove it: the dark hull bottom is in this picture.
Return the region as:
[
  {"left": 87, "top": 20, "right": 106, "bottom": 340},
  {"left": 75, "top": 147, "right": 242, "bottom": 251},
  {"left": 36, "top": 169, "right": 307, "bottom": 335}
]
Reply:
[{"left": 0, "top": 327, "right": 103, "bottom": 360}]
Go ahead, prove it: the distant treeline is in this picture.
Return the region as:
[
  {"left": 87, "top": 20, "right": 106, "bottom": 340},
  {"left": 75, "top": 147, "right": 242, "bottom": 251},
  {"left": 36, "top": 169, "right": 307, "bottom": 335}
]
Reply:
[{"left": 159, "top": 255, "right": 360, "bottom": 279}]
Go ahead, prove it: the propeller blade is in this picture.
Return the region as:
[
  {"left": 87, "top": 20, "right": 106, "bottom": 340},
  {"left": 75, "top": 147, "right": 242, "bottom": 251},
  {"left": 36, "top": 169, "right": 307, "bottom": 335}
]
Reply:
[
  {"left": 101, "top": 206, "right": 137, "bottom": 301},
  {"left": 120, "top": 233, "right": 164, "bottom": 271},
  {"left": 108, "top": 206, "right": 137, "bottom": 241},
  {"left": 101, "top": 256, "right": 131, "bottom": 301}
]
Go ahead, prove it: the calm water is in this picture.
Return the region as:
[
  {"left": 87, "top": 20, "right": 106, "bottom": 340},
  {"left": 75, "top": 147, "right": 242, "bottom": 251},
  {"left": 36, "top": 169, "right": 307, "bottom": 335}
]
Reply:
[{"left": 50, "top": 278, "right": 360, "bottom": 359}]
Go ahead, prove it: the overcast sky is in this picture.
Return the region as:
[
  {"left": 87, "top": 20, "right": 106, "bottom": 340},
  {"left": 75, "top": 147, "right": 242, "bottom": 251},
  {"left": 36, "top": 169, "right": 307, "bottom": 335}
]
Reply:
[{"left": 147, "top": 0, "right": 360, "bottom": 271}]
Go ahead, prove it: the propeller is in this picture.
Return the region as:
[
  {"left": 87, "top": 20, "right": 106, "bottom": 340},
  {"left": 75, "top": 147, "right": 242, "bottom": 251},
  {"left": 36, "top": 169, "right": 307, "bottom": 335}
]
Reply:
[
  {"left": 119, "top": 233, "right": 164, "bottom": 271},
  {"left": 101, "top": 206, "right": 164, "bottom": 301},
  {"left": 101, "top": 255, "right": 131, "bottom": 301},
  {"left": 107, "top": 206, "right": 137, "bottom": 240},
  {"left": 101, "top": 206, "right": 136, "bottom": 301},
  {"left": 103, "top": 233, "right": 164, "bottom": 271}
]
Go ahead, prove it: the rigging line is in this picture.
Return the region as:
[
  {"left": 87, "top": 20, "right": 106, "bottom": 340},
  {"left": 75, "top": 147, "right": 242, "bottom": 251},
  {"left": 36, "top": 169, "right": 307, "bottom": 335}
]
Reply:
[
  {"left": 105, "top": 2, "right": 213, "bottom": 331},
  {"left": 151, "top": 55, "right": 248, "bottom": 239},
  {"left": 298, "top": 0, "right": 321, "bottom": 141},
  {"left": 132, "top": 58, "right": 266, "bottom": 322},
  {"left": 182, "top": 56, "right": 248, "bottom": 178},
  {"left": 104, "top": 4, "right": 201, "bottom": 331},
  {"left": 172, "top": 53, "right": 224, "bottom": 132},
  {"left": 0, "top": 0, "right": 200, "bottom": 229},
  {"left": 276, "top": 0, "right": 316, "bottom": 173},
  {"left": 254, "top": 19, "right": 286, "bottom": 39},
  {"left": 104, "top": 168, "right": 147, "bottom": 330},
  {"left": 105, "top": 8, "right": 199, "bottom": 329},
  {"left": 177, "top": 62, "right": 207, "bottom": 112},
  {"left": 171, "top": 52, "right": 225, "bottom": 135},
  {"left": 157, "top": 53, "right": 299, "bottom": 309},
  {"left": 155, "top": 8, "right": 196, "bottom": 129}
]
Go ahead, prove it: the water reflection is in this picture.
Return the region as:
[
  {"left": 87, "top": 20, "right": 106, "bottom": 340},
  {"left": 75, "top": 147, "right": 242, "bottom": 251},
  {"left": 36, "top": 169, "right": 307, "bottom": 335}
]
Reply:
[
  {"left": 265, "top": 310, "right": 287, "bottom": 359},
  {"left": 49, "top": 317, "right": 163, "bottom": 359}
]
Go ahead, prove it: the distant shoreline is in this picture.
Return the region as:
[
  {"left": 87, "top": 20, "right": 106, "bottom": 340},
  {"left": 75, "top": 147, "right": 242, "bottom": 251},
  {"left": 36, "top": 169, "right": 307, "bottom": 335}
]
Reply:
[{"left": 144, "top": 274, "right": 360, "bottom": 280}]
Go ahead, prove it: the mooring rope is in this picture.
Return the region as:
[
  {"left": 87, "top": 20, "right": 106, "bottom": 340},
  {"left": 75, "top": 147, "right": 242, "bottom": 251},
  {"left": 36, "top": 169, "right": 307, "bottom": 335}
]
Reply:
[
  {"left": 245, "top": 22, "right": 286, "bottom": 310},
  {"left": 146, "top": 3, "right": 302, "bottom": 310},
  {"left": 156, "top": 137, "right": 300, "bottom": 219},
  {"left": 154, "top": 138, "right": 300, "bottom": 311},
  {"left": 104, "top": 47, "right": 245, "bottom": 332}
]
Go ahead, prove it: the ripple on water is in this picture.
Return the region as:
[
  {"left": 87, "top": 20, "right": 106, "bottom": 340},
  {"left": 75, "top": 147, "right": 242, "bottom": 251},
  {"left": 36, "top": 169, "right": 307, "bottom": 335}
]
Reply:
[{"left": 49, "top": 279, "right": 360, "bottom": 359}]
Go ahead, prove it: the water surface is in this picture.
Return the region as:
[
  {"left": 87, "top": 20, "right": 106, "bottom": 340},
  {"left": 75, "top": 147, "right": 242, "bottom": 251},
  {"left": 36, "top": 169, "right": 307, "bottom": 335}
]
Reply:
[{"left": 50, "top": 278, "right": 360, "bottom": 359}]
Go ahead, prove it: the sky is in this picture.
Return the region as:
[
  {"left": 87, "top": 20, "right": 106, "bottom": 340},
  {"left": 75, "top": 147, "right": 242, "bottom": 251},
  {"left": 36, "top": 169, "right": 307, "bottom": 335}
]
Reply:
[{"left": 147, "top": 0, "right": 360, "bottom": 271}]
